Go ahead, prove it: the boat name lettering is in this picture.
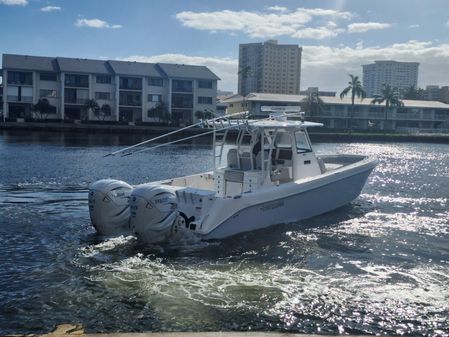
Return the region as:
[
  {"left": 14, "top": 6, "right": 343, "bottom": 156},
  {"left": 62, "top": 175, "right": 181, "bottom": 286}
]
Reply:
[{"left": 260, "top": 200, "right": 284, "bottom": 211}]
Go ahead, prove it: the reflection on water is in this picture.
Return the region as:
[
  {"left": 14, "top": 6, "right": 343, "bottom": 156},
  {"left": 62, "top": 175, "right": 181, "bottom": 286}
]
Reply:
[{"left": 0, "top": 130, "right": 448, "bottom": 335}]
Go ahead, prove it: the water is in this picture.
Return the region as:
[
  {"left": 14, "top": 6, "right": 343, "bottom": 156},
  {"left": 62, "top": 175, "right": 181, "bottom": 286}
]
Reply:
[{"left": 0, "top": 130, "right": 448, "bottom": 335}]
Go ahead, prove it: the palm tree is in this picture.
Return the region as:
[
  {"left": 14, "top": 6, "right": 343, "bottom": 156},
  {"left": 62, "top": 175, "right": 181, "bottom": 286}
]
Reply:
[
  {"left": 402, "top": 85, "right": 425, "bottom": 100},
  {"left": 149, "top": 101, "right": 170, "bottom": 124},
  {"left": 238, "top": 65, "right": 251, "bottom": 81},
  {"left": 99, "top": 104, "right": 112, "bottom": 121},
  {"left": 371, "top": 84, "right": 404, "bottom": 131},
  {"left": 83, "top": 99, "right": 100, "bottom": 120},
  {"left": 300, "top": 92, "right": 324, "bottom": 120},
  {"left": 238, "top": 65, "right": 252, "bottom": 108},
  {"left": 32, "top": 98, "right": 55, "bottom": 120},
  {"left": 339, "top": 74, "right": 366, "bottom": 131},
  {"left": 195, "top": 109, "right": 214, "bottom": 121}
]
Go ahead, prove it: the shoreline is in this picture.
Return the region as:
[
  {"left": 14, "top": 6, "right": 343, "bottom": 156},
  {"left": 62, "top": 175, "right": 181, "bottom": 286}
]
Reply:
[{"left": 1, "top": 121, "right": 449, "bottom": 144}]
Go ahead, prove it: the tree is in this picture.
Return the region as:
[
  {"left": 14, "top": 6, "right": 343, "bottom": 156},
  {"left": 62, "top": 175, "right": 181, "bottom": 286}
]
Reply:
[
  {"left": 238, "top": 65, "right": 251, "bottom": 80},
  {"left": 238, "top": 65, "right": 252, "bottom": 107},
  {"left": 32, "top": 98, "right": 55, "bottom": 120},
  {"left": 98, "top": 104, "right": 112, "bottom": 121},
  {"left": 300, "top": 92, "right": 324, "bottom": 120},
  {"left": 402, "top": 85, "right": 425, "bottom": 100},
  {"left": 148, "top": 101, "right": 170, "bottom": 124},
  {"left": 371, "top": 84, "right": 404, "bottom": 131},
  {"left": 339, "top": 74, "right": 366, "bottom": 131},
  {"left": 195, "top": 109, "right": 214, "bottom": 121},
  {"left": 83, "top": 99, "right": 100, "bottom": 120}
]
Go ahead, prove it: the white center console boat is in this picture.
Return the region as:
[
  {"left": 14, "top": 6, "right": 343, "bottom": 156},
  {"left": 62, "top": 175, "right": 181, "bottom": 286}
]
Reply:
[{"left": 88, "top": 108, "right": 378, "bottom": 244}]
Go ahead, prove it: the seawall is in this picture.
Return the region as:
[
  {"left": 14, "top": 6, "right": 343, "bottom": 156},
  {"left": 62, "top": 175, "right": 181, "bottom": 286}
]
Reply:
[{"left": 1, "top": 121, "right": 449, "bottom": 144}]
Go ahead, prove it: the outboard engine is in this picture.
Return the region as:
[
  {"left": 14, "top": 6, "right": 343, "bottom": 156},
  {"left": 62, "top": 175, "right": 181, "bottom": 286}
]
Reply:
[
  {"left": 130, "top": 184, "right": 179, "bottom": 244},
  {"left": 88, "top": 179, "right": 133, "bottom": 236}
]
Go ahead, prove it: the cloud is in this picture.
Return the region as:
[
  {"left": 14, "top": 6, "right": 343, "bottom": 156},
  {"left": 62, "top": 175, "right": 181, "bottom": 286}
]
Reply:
[
  {"left": 120, "top": 40, "right": 449, "bottom": 93},
  {"left": 292, "top": 27, "right": 343, "bottom": 40},
  {"left": 347, "top": 22, "right": 392, "bottom": 33},
  {"left": 446, "top": 20, "right": 449, "bottom": 27},
  {"left": 301, "top": 40, "right": 449, "bottom": 92},
  {"left": 409, "top": 24, "right": 419, "bottom": 28},
  {"left": 121, "top": 54, "right": 238, "bottom": 92},
  {"left": 0, "top": 0, "right": 27, "bottom": 5},
  {"left": 75, "top": 18, "right": 122, "bottom": 29},
  {"left": 40, "top": 5, "right": 61, "bottom": 12},
  {"left": 265, "top": 6, "right": 288, "bottom": 12},
  {"left": 176, "top": 7, "right": 352, "bottom": 39}
]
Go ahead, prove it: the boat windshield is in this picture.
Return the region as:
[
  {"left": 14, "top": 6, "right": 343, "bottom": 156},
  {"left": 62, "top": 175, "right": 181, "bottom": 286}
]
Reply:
[
  {"left": 274, "top": 132, "right": 292, "bottom": 149},
  {"left": 295, "top": 131, "right": 312, "bottom": 153}
]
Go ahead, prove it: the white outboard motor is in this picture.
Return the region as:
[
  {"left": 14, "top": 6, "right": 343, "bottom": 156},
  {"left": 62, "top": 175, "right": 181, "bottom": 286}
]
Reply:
[
  {"left": 130, "top": 184, "right": 179, "bottom": 244},
  {"left": 88, "top": 179, "right": 133, "bottom": 236}
]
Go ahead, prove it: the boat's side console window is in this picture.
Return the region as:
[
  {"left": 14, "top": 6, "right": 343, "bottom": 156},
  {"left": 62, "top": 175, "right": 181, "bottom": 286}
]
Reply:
[{"left": 295, "top": 131, "right": 312, "bottom": 153}]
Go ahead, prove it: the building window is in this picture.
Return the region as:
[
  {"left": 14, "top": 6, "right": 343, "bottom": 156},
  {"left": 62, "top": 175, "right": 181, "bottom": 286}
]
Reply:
[
  {"left": 172, "top": 93, "right": 193, "bottom": 108},
  {"left": 119, "top": 91, "right": 141, "bottom": 106},
  {"left": 148, "top": 77, "right": 163, "bottom": 87},
  {"left": 119, "top": 77, "right": 142, "bottom": 90},
  {"left": 172, "top": 80, "right": 193, "bottom": 93},
  {"left": 198, "top": 96, "right": 213, "bottom": 104},
  {"left": 40, "top": 72, "right": 57, "bottom": 81},
  {"left": 64, "top": 88, "right": 89, "bottom": 104},
  {"left": 65, "top": 74, "right": 89, "bottom": 87},
  {"left": 40, "top": 89, "right": 57, "bottom": 98},
  {"left": 198, "top": 80, "right": 213, "bottom": 89},
  {"left": 148, "top": 94, "right": 162, "bottom": 102},
  {"left": 7, "top": 71, "right": 33, "bottom": 85},
  {"left": 96, "top": 75, "right": 112, "bottom": 84},
  {"left": 95, "top": 92, "right": 111, "bottom": 100}
]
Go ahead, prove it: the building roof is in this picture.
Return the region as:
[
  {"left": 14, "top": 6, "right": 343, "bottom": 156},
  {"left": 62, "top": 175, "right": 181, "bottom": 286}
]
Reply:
[
  {"left": 157, "top": 63, "right": 220, "bottom": 80},
  {"left": 107, "top": 60, "right": 163, "bottom": 77},
  {"left": 2, "top": 54, "right": 59, "bottom": 72},
  {"left": 221, "top": 92, "right": 449, "bottom": 109},
  {"left": 2, "top": 54, "right": 220, "bottom": 81},
  {"left": 56, "top": 57, "right": 112, "bottom": 74}
]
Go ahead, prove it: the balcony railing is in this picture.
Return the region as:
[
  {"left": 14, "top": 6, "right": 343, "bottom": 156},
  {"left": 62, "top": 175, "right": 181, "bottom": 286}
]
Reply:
[
  {"left": 7, "top": 95, "right": 33, "bottom": 103},
  {"left": 64, "top": 98, "right": 88, "bottom": 105},
  {"left": 119, "top": 100, "right": 141, "bottom": 107}
]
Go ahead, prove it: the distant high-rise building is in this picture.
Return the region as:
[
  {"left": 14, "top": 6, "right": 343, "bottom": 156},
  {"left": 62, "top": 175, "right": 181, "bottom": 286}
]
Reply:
[
  {"left": 362, "top": 60, "right": 419, "bottom": 97},
  {"left": 423, "top": 85, "right": 449, "bottom": 103},
  {"left": 299, "top": 87, "right": 336, "bottom": 97},
  {"left": 238, "top": 40, "right": 302, "bottom": 96},
  {"left": 425, "top": 85, "right": 441, "bottom": 101}
]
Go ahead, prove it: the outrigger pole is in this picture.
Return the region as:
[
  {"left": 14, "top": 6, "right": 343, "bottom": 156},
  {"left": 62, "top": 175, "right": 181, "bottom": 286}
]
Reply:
[
  {"left": 105, "top": 111, "right": 305, "bottom": 158},
  {"left": 103, "top": 110, "right": 249, "bottom": 157}
]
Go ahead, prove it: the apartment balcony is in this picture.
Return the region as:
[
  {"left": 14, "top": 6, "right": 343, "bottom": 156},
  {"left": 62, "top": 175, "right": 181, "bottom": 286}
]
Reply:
[
  {"left": 64, "top": 98, "right": 88, "bottom": 105},
  {"left": 7, "top": 95, "right": 33, "bottom": 103}
]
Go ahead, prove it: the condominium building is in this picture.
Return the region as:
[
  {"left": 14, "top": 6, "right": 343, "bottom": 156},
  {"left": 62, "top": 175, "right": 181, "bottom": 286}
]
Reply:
[
  {"left": 424, "top": 85, "right": 449, "bottom": 103},
  {"left": 1, "top": 54, "right": 219, "bottom": 124},
  {"left": 299, "top": 87, "right": 336, "bottom": 97},
  {"left": 222, "top": 92, "right": 449, "bottom": 132},
  {"left": 238, "top": 40, "right": 302, "bottom": 96},
  {"left": 362, "top": 60, "right": 419, "bottom": 97}
]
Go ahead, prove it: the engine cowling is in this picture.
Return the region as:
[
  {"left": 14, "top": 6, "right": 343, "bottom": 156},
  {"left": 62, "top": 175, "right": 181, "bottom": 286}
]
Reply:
[
  {"left": 88, "top": 179, "right": 133, "bottom": 236},
  {"left": 130, "top": 184, "right": 179, "bottom": 244}
]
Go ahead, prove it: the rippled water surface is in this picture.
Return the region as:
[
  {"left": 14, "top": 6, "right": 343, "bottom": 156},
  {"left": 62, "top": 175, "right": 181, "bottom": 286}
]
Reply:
[{"left": 0, "top": 130, "right": 448, "bottom": 335}]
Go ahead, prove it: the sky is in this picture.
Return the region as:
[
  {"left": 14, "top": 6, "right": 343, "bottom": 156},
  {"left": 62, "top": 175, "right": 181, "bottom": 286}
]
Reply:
[{"left": 1, "top": 0, "right": 449, "bottom": 93}]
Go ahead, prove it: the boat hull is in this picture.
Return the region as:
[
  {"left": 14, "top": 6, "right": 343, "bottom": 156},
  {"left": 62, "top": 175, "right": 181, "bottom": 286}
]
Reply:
[{"left": 203, "top": 165, "right": 374, "bottom": 239}]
